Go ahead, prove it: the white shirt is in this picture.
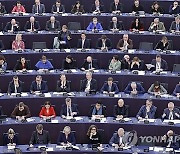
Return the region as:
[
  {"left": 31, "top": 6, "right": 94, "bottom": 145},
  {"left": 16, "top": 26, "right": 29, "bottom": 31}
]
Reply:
[
  {"left": 156, "top": 62, "right": 161, "bottom": 71},
  {"left": 85, "top": 80, "right": 91, "bottom": 92},
  {"left": 82, "top": 39, "right": 85, "bottom": 49},
  {"left": 57, "top": 7, "right": 60, "bottom": 12}
]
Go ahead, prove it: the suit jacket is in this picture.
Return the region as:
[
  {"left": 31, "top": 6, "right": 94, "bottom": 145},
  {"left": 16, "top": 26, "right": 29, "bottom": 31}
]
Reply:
[
  {"left": 57, "top": 132, "right": 76, "bottom": 145},
  {"left": 39, "top": 106, "right": 56, "bottom": 117},
  {"left": 0, "top": 5, "right": 6, "bottom": 14},
  {"left": 81, "top": 60, "right": 98, "bottom": 70},
  {"left": 7, "top": 80, "right": 23, "bottom": 94},
  {"left": 24, "top": 21, "right": 40, "bottom": 31},
  {"left": 155, "top": 41, "right": 170, "bottom": 50},
  {"left": 77, "top": 39, "right": 91, "bottom": 49},
  {"left": 3, "top": 134, "right": 18, "bottom": 146},
  {"left": 162, "top": 108, "right": 180, "bottom": 120},
  {"left": 124, "top": 83, "right": 145, "bottom": 94},
  {"left": 29, "top": 130, "right": 51, "bottom": 145},
  {"left": 11, "top": 105, "right": 31, "bottom": 118},
  {"left": 56, "top": 80, "right": 70, "bottom": 92},
  {"left": 136, "top": 105, "right": 157, "bottom": 119},
  {"left": 58, "top": 30, "right": 71, "bottom": 49},
  {"left": 96, "top": 38, "right": 112, "bottom": 50},
  {"left": 60, "top": 104, "right": 79, "bottom": 117},
  {"left": 32, "top": 4, "right": 45, "bottom": 14},
  {"left": 109, "top": 133, "right": 125, "bottom": 146},
  {"left": 89, "top": 104, "right": 106, "bottom": 117},
  {"left": 71, "top": 5, "right": 85, "bottom": 14},
  {"left": 51, "top": 4, "right": 65, "bottom": 13},
  {"left": 169, "top": 5, "right": 180, "bottom": 14},
  {"left": 45, "top": 20, "right": 60, "bottom": 31},
  {"left": 4, "top": 22, "right": 20, "bottom": 32},
  {"left": 100, "top": 82, "right": 119, "bottom": 94},
  {"left": 169, "top": 21, "right": 180, "bottom": 32},
  {"left": 62, "top": 59, "right": 76, "bottom": 69},
  {"left": 30, "top": 80, "right": 48, "bottom": 93},
  {"left": 86, "top": 22, "right": 103, "bottom": 31},
  {"left": 130, "top": 21, "right": 144, "bottom": 31},
  {"left": 148, "top": 22, "right": 166, "bottom": 32},
  {"left": 116, "top": 39, "right": 133, "bottom": 49},
  {"left": 164, "top": 135, "right": 179, "bottom": 149},
  {"left": 132, "top": 5, "right": 144, "bottom": 12},
  {"left": 148, "top": 84, "right": 167, "bottom": 95},
  {"left": 121, "top": 59, "right": 131, "bottom": 70},
  {"left": 130, "top": 60, "right": 144, "bottom": 71},
  {"left": 91, "top": 4, "right": 105, "bottom": 13},
  {"left": 13, "top": 61, "right": 30, "bottom": 71},
  {"left": 109, "top": 21, "right": 124, "bottom": 31},
  {"left": 113, "top": 105, "right": 129, "bottom": 118},
  {"left": 110, "top": 2, "right": 123, "bottom": 12},
  {"left": 151, "top": 59, "right": 168, "bottom": 71},
  {"left": 173, "top": 84, "right": 180, "bottom": 96},
  {"left": 108, "top": 60, "right": 121, "bottom": 71},
  {"left": 80, "top": 79, "right": 97, "bottom": 92}
]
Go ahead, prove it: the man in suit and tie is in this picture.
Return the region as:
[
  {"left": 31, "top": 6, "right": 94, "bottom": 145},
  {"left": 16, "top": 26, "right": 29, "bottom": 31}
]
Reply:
[
  {"left": 81, "top": 56, "right": 98, "bottom": 71},
  {"left": 136, "top": 99, "right": 157, "bottom": 120},
  {"left": 109, "top": 16, "right": 124, "bottom": 32},
  {"left": 96, "top": 35, "right": 112, "bottom": 51},
  {"left": 148, "top": 18, "right": 166, "bottom": 32},
  {"left": 45, "top": 16, "right": 60, "bottom": 31},
  {"left": 162, "top": 102, "right": 180, "bottom": 120},
  {"left": 32, "top": 0, "right": 45, "bottom": 14},
  {"left": 80, "top": 71, "right": 97, "bottom": 93},
  {"left": 110, "top": 0, "right": 123, "bottom": 14},
  {"left": 24, "top": 16, "right": 40, "bottom": 32},
  {"left": 100, "top": 77, "right": 119, "bottom": 94},
  {"left": 51, "top": 0, "right": 65, "bottom": 14},
  {"left": 124, "top": 82, "right": 145, "bottom": 95},
  {"left": 7, "top": 76, "right": 23, "bottom": 94},
  {"left": 60, "top": 97, "right": 79, "bottom": 118},
  {"left": 77, "top": 33, "right": 91, "bottom": 49},
  {"left": 116, "top": 34, "right": 133, "bottom": 51},
  {"left": 170, "top": 15, "right": 180, "bottom": 33},
  {"left": 30, "top": 75, "right": 48, "bottom": 94},
  {"left": 4, "top": 19, "right": 20, "bottom": 32}
]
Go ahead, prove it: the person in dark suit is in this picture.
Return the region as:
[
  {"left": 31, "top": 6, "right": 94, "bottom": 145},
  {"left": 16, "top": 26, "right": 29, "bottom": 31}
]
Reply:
[
  {"left": 80, "top": 71, "right": 97, "bottom": 92},
  {"left": 169, "top": 1, "right": 180, "bottom": 15},
  {"left": 57, "top": 126, "right": 76, "bottom": 145},
  {"left": 62, "top": 55, "right": 76, "bottom": 69},
  {"left": 60, "top": 98, "right": 79, "bottom": 118},
  {"left": 45, "top": 16, "right": 60, "bottom": 31},
  {"left": 91, "top": 0, "right": 104, "bottom": 14},
  {"left": 3, "top": 128, "right": 18, "bottom": 146},
  {"left": 13, "top": 57, "right": 30, "bottom": 71},
  {"left": 30, "top": 75, "right": 48, "bottom": 94},
  {"left": 130, "top": 56, "right": 144, "bottom": 70},
  {"left": 4, "top": 19, "right": 20, "bottom": 32},
  {"left": 155, "top": 36, "right": 171, "bottom": 51},
  {"left": 110, "top": 0, "right": 123, "bottom": 13},
  {"left": 121, "top": 55, "right": 131, "bottom": 70},
  {"left": 151, "top": 54, "right": 168, "bottom": 71},
  {"left": 109, "top": 16, "right": 124, "bottom": 32},
  {"left": 150, "top": 1, "right": 164, "bottom": 14},
  {"left": 0, "top": 2, "right": 6, "bottom": 14},
  {"left": 169, "top": 16, "right": 180, "bottom": 33},
  {"left": 71, "top": 1, "right": 85, "bottom": 14},
  {"left": 162, "top": 102, "right": 180, "bottom": 120},
  {"left": 113, "top": 99, "right": 129, "bottom": 118},
  {"left": 136, "top": 99, "right": 157, "bottom": 120},
  {"left": 100, "top": 77, "right": 119, "bottom": 94},
  {"left": 132, "top": 0, "right": 144, "bottom": 14},
  {"left": 32, "top": 0, "right": 45, "bottom": 14},
  {"left": 81, "top": 56, "right": 98, "bottom": 71},
  {"left": 96, "top": 35, "right": 112, "bottom": 50},
  {"left": 173, "top": 82, "right": 180, "bottom": 97},
  {"left": 56, "top": 74, "right": 71, "bottom": 92},
  {"left": 117, "top": 34, "right": 133, "bottom": 51},
  {"left": 7, "top": 76, "right": 23, "bottom": 94},
  {"left": 51, "top": 0, "right": 65, "bottom": 13},
  {"left": 124, "top": 82, "right": 145, "bottom": 95},
  {"left": 130, "top": 18, "right": 144, "bottom": 32},
  {"left": 77, "top": 33, "right": 91, "bottom": 49},
  {"left": 24, "top": 16, "right": 40, "bottom": 32},
  {"left": 29, "top": 124, "right": 51, "bottom": 147}
]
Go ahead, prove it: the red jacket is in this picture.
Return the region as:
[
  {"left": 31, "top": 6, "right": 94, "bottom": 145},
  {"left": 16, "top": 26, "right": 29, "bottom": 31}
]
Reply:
[
  {"left": 12, "top": 6, "right": 26, "bottom": 13},
  {"left": 39, "top": 107, "right": 56, "bottom": 117}
]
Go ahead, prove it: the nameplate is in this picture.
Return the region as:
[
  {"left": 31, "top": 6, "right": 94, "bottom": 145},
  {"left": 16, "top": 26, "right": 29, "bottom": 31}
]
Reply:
[{"left": 95, "top": 119, "right": 101, "bottom": 122}]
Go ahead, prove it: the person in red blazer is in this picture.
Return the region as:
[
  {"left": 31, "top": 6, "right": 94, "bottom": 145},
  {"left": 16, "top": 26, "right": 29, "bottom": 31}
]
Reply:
[
  {"left": 11, "top": 1, "right": 26, "bottom": 13},
  {"left": 12, "top": 34, "right": 25, "bottom": 51},
  {"left": 39, "top": 101, "right": 56, "bottom": 119}
]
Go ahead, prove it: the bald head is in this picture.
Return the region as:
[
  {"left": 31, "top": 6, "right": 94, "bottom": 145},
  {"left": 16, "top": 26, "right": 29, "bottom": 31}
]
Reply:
[{"left": 118, "top": 99, "right": 124, "bottom": 107}]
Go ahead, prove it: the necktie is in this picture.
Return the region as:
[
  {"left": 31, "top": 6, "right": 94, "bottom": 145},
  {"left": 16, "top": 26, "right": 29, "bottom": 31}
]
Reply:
[
  {"left": 32, "top": 23, "right": 34, "bottom": 31},
  {"left": 108, "top": 86, "right": 111, "bottom": 92},
  {"left": 68, "top": 107, "right": 71, "bottom": 116},
  {"left": 37, "top": 5, "right": 39, "bottom": 14},
  {"left": 37, "top": 84, "right": 41, "bottom": 90},
  {"left": 176, "top": 24, "right": 179, "bottom": 31},
  {"left": 114, "top": 23, "right": 117, "bottom": 29},
  {"left": 88, "top": 63, "right": 92, "bottom": 69}
]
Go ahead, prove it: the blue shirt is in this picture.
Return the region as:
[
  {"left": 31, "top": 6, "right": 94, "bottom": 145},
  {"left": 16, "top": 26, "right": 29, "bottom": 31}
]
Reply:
[
  {"left": 35, "top": 60, "right": 53, "bottom": 70},
  {"left": 86, "top": 22, "right": 103, "bottom": 31},
  {"left": 173, "top": 84, "right": 180, "bottom": 96}
]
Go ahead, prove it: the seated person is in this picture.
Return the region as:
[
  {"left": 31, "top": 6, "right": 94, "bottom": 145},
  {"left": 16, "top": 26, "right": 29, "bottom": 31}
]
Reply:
[
  {"left": 58, "top": 25, "right": 71, "bottom": 49},
  {"left": 80, "top": 71, "right": 97, "bottom": 92},
  {"left": 173, "top": 82, "right": 180, "bottom": 97},
  {"left": 11, "top": 1, "right": 26, "bottom": 14},
  {"left": 109, "top": 16, "right": 124, "bottom": 32},
  {"left": 155, "top": 36, "right": 170, "bottom": 51},
  {"left": 13, "top": 57, "right": 30, "bottom": 71},
  {"left": 24, "top": 16, "right": 40, "bottom": 32},
  {"left": 148, "top": 81, "right": 167, "bottom": 96},
  {"left": 136, "top": 99, "right": 157, "bottom": 120},
  {"left": 29, "top": 124, "right": 50, "bottom": 147},
  {"left": 60, "top": 97, "right": 79, "bottom": 118},
  {"left": 91, "top": 0, "right": 104, "bottom": 14},
  {"left": 150, "top": 1, "right": 164, "bottom": 14},
  {"left": 151, "top": 54, "right": 168, "bottom": 71},
  {"left": 148, "top": 18, "right": 166, "bottom": 32},
  {"left": 169, "top": 1, "right": 180, "bottom": 15},
  {"left": 81, "top": 56, "right": 98, "bottom": 71},
  {"left": 121, "top": 55, "right": 131, "bottom": 70},
  {"left": 71, "top": 1, "right": 85, "bottom": 14},
  {"left": 169, "top": 15, "right": 180, "bottom": 33},
  {"left": 7, "top": 76, "right": 23, "bottom": 94},
  {"left": 32, "top": 0, "right": 45, "bottom": 14},
  {"left": 77, "top": 33, "right": 91, "bottom": 49},
  {"left": 86, "top": 17, "right": 103, "bottom": 32},
  {"left": 110, "top": 0, "right": 123, "bottom": 14},
  {"left": 3, "top": 128, "right": 18, "bottom": 146},
  {"left": 96, "top": 35, "right": 112, "bottom": 50},
  {"left": 162, "top": 102, "right": 180, "bottom": 120},
  {"left": 132, "top": 0, "right": 144, "bottom": 14},
  {"left": 130, "top": 56, "right": 144, "bottom": 71},
  {"left": 108, "top": 55, "right": 121, "bottom": 71},
  {"left": 57, "top": 126, "right": 76, "bottom": 146},
  {"left": 12, "top": 34, "right": 25, "bottom": 51},
  {"left": 11, "top": 102, "right": 31, "bottom": 121},
  {"left": 130, "top": 18, "right": 144, "bottom": 32},
  {"left": 30, "top": 75, "right": 48, "bottom": 94},
  {"left": 51, "top": 0, "right": 65, "bottom": 13},
  {"left": 39, "top": 101, "right": 56, "bottom": 120},
  {"left": 124, "top": 82, "right": 145, "bottom": 95},
  {"left": 0, "top": 2, "right": 6, "bottom": 14},
  {"left": 89, "top": 101, "right": 106, "bottom": 118},
  {"left": 62, "top": 55, "right": 76, "bottom": 69},
  {"left": 56, "top": 74, "right": 71, "bottom": 92},
  {"left": 113, "top": 99, "right": 129, "bottom": 119},
  {"left": 45, "top": 16, "right": 60, "bottom": 31},
  {"left": 4, "top": 19, "right": 20, "bottom": 32},
  {"left": 0, "top": 55, "right": 7, "bottom": 71},
  {"left": 116, "top": 34, "right": 133, "bottom": 51},
  {"left": 100, "top": 77, "right": 119, "bottom": 94},
  {"left": 35, "top": 55, "right": 54, "bottom": 71}
]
